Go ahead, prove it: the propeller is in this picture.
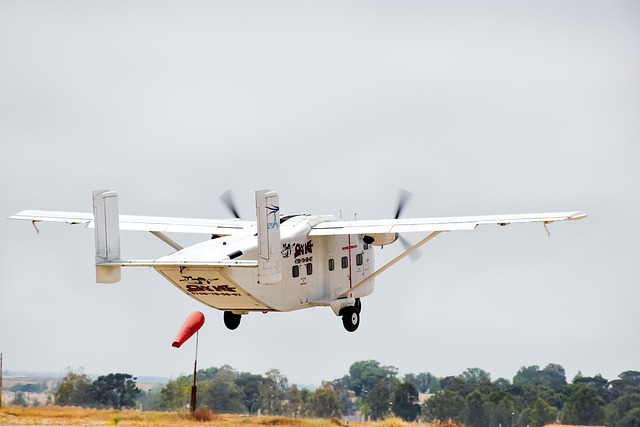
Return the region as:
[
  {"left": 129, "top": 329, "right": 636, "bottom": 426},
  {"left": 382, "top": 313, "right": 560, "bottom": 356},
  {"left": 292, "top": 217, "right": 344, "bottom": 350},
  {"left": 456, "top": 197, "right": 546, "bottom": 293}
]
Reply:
[
  {"left": 394, "top": 189, "right": 412, "bottom": 220},
  {"left": 219, "top": 190, "right": 241, "bottom": 219},
  {"left": 394, "top": 189, "right": 422, "bottom": 262},
  {"left": 399, "top": 235, "right": 423, "bottom": 262}
]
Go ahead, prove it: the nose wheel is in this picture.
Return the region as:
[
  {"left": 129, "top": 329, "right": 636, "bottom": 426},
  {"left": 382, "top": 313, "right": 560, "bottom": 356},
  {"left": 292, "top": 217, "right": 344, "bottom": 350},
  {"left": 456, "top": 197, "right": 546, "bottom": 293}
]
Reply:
[{"left": 341, "top": 299, "right": 361, "bottom": 332}]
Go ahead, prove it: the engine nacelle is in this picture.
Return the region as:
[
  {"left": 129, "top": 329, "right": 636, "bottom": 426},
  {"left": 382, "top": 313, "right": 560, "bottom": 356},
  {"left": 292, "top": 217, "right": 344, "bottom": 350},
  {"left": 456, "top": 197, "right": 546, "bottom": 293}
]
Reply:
[{"left": 362, "top": 233, "right": 398, "bottom": 246}]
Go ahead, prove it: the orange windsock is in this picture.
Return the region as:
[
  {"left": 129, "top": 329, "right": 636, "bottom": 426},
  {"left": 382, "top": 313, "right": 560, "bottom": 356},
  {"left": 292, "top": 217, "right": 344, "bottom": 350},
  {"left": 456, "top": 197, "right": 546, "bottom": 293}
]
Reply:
[{"left": 172, "top": 311, "right": 205, "bottom": 348}]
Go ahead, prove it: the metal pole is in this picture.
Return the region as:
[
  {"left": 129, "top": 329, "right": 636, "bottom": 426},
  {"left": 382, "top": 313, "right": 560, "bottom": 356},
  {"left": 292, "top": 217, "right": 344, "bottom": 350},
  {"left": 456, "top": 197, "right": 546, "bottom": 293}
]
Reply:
[{"left": 190, "top": 332, "right": 199, "bottom": 414}]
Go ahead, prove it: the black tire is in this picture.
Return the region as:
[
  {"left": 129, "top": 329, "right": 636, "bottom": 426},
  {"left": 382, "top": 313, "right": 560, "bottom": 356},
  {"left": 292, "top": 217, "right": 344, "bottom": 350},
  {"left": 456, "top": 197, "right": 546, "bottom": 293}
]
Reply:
[
  {"left": 342, "top": 306, "right": 360, "bottom": 332},
  {"left": 223, "top": 311, "right": 242, "bottom": 330},
  {"left": 354, "top": 298, "right": 362, "bottom": 313}
]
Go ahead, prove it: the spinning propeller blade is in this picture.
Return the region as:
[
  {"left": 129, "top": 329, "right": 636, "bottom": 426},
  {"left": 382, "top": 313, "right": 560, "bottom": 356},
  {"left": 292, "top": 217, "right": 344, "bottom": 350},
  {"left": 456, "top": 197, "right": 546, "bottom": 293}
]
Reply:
[
  {"left": 399, "top": 235, "right": 423, "bottom": 262},
  {"left": 219, "top": 190, "right": 241, "bottom": 219},
  {"left": 394, "top": 189, "right": 422, "bottom": 261},
  {"left": 394, "top": 189, "right": 412, "bottom": 219}
]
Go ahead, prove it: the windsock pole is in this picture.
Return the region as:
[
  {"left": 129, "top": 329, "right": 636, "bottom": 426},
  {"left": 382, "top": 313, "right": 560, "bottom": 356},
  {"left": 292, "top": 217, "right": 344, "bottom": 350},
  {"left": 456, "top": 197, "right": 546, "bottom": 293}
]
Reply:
[
  {"left": 171, "top": 312, "right": 205, "bottom": 414},
  {"left": 190, "top": 331, "right": 199, "bottom": 414}
]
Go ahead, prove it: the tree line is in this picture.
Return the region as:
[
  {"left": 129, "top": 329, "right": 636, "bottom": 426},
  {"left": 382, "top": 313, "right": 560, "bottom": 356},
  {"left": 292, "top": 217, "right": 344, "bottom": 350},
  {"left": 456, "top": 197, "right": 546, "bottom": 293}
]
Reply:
[
  {"left": 42, "top": 362, "right": 640, "bottom": 427},
  {"left": 54, "top": 371, "right": 140, "bottom": 410}
]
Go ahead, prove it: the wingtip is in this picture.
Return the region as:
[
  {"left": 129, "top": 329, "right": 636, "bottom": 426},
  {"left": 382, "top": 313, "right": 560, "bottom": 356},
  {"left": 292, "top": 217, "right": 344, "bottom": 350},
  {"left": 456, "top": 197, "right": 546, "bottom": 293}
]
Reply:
[{"left": 569, "top": 212, "right": 588, "bottom": 221}]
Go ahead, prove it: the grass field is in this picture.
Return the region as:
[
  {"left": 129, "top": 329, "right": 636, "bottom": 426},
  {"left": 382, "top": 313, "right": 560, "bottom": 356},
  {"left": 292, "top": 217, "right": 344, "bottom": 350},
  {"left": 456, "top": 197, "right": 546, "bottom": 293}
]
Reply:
[
  {"left": 0, "top": 406, "right": 392, "bottom": 427},
  {"left": 0, "top": 407, "right": 606, "bottom": 427}
]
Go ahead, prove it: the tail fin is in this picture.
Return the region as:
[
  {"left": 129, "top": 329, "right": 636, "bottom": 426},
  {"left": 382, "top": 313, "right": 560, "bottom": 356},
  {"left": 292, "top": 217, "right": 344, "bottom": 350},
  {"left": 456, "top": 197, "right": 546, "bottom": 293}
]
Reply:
[
  {"left": 92, "top": 190, "right": 121, "bottom": 283},
  {"left": 255, "top": 189, "right": 282, "bottom": 284}
]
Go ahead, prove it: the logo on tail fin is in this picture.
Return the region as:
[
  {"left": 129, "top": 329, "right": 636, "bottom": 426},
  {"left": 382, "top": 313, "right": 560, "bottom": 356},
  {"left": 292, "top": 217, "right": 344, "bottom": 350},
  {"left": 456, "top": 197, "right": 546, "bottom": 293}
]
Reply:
[{"left": 267, "top": 204, "right": 280, "bottom": 229}]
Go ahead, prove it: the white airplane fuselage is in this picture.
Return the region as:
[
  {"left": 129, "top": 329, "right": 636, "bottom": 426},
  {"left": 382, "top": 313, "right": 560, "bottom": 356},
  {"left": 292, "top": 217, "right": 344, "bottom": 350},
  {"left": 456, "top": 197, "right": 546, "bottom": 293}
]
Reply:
[{"left": 154, "top": 214, "right": 375, "bottom": 314}]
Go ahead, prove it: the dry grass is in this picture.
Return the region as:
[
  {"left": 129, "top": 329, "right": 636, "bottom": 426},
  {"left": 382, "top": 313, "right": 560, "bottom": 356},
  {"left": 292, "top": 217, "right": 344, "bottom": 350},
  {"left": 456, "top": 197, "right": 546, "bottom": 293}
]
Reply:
[
  {"left": 0, "top": 406, "right": 375, "bottom": 427},
  {"left": 428, "top": 421, "right": 464, "bottom": 427},
  {"left": 0, "top": 407, "right": 598, "bottom": 427},
  {"left": 372, "top": 417, "right": 408, "bottom": 427}
]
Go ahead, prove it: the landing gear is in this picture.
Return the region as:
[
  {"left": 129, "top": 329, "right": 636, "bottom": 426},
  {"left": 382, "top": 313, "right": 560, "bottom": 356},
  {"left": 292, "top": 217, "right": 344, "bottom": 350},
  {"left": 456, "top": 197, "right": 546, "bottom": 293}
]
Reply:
[
  {"left": 341, "top": 300, "right": 361, "bottom": 332},
  {"left": 223, "top": 311, "right": 242, "bottom": 330}
]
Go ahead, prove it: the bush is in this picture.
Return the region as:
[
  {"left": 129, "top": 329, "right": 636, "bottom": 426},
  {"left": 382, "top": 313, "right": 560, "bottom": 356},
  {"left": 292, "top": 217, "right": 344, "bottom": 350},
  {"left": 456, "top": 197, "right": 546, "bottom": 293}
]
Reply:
[{"left": 191, "top": 407, "right": 216, "bottom": 422}]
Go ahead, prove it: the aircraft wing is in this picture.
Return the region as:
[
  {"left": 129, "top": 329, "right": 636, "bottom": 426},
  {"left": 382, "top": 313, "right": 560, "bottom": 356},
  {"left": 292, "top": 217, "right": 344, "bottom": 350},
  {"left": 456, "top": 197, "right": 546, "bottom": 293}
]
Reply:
[
  {"left": 9, "top": 210, "right": 256, "bottom": 235},
  {"left": 309, "top": 211, "right": 588, "bottom": 235}
]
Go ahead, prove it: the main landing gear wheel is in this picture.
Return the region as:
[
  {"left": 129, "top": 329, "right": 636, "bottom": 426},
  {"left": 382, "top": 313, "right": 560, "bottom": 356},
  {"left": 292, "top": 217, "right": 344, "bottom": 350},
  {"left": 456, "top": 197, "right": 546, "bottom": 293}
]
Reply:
[
  {"left": 342, "top": 305, "right": 360, "bottom": 332},
  {"left": 223, "top": 311, "right": 242, "bottom": 330}
]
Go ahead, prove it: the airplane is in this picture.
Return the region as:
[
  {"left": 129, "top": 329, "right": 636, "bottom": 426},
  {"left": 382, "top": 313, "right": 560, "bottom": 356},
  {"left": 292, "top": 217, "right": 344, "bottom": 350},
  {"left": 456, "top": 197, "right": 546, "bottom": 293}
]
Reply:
[{"left": 9, "top": 189, "right": 587, "bottom": 332}]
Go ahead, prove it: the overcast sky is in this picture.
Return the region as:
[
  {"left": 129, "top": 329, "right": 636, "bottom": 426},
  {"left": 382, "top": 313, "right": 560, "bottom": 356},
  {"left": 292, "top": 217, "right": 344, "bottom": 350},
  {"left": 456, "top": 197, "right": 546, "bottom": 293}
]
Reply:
[{"left": 1, "top": 1, "right": 639, "bottom": 387}]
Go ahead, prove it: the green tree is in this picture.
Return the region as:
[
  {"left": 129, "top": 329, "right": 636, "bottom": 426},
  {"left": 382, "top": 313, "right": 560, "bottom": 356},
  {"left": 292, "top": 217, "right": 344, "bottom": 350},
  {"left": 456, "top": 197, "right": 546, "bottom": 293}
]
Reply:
[
  {"left": 196, "top": 366, "right": 220, "bottom": 381},
  {"left": 440, "top": 376, "right": 474, "bottom": 397},
  {"left": 235, "top": 372, "right": 263, "bottom": 414},
  {"left": 404, "top": 372, "right": 440, "bottom": 393},
  {"left": 259, "top": 369, "right": 288, "bottom": 415},
  {"left": 513, "top": 364, "right": 566, "bottom": 393},
  {"left": 541, "top": 364, "right": 567, "bottom": 392},
  {"left": 562, "top": 386, "right": 605, "bottom": 425},
  {"left": 287, "top": 384, "right": 305, "bottom": 418},
  {"left": 493, "top": 378, "right": 512, "bottom": 390},
  {"left": 349, "top": 360, "right": 397, "bottom": 397},
  {"left": 465, "top": 389, "right": 488, "bottom": 427},
  {"left": 611, "top": 372, "right": 640, "bottom": 400},
  {"left": 12, "top": 391, "right": 28, "bottom": 407},
  {"left": 199, "top": 368, "right": 246, "bottom": 413},
  {"left": 461, "top": 368, "right": 491, "bottom": 388},
  {"left": 10, "top": 383, "right": 46, "bottom": 393},
  {"left": 422, "top": 389, "right": 465, "bottom": 422},
  {"left": 308, "top": 383, "right": 342, "bottom": 418},
  {"left": 366, "top": 378, "right": 399, "bottom": 420},
  {"left": 484, "top": 389, "right": 516, "bottom": 427},
  {"left": 392, "top": 381, "right": 421, "bottom": 422},
  {"left": 92, "top": 373, "right": 140, "bottom": 410},
  {"left": 157, "top": 375, "right": 191, "bottom": 410},
  {"left": 620, "top": 408, "right": 640, "bottom": 427},
  {"left": 620, "top": 372, "right": 640, "bottom": 387},
  {"left": 526, "top": 397, "right": 557, "bottom": 427},
  {"left": 574, "top": 373, "right": 610, "bottom": 403},
  {"left": 54, "top": 369, "right": 95, "bottom": 406},
  {"left": 332, "top": 375, "right": 356, "bottom": 416},
  {"left": 606, "top": 394, "right": 640, "bottom": 427}
]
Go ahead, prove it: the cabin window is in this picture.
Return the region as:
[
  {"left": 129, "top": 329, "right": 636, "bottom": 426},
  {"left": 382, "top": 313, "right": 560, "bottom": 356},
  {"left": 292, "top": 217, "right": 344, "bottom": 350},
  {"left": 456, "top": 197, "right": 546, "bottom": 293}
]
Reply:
[
  {"left": 328, "top": 259, "right": 335, "bottom": 271},
  {"left": 356, "top": 253, "right": 363, "bottom": 266},
  {"left": 292, "top": 265, "right": 299, "bottom": 277},
  {"left": 306, "top": 263, "right": 313, "bottom": 275},
  {"left": 341, "top": 256, "right": 349, "bottom": 269}
]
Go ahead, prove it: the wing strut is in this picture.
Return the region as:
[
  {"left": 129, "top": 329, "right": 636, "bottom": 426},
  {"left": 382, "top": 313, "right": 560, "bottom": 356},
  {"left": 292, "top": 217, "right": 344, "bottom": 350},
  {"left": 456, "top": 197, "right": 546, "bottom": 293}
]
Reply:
[
  {"left": 150, "top": 231, "right": 184, "bottom": 251},
  {"left": 339, "top": 231, "right": 442, "bottom": 298}
]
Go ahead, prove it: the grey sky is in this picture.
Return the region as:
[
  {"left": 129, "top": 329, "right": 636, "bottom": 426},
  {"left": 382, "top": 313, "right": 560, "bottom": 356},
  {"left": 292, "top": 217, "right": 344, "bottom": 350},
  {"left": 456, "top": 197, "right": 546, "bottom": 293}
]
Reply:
[{"left": 1, "top": 1, "right": 639, "bottom": 386}]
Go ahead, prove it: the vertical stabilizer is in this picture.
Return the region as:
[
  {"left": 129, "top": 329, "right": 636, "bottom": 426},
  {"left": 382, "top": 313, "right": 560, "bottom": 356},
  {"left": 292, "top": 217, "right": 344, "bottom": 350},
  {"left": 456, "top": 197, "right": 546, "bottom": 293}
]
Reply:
[
  {"left": 256, "top": 189, "right": 282, "bottom": 284},
  {"left": 92, "top": 190, "right": 121, "bottom": 283}
]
